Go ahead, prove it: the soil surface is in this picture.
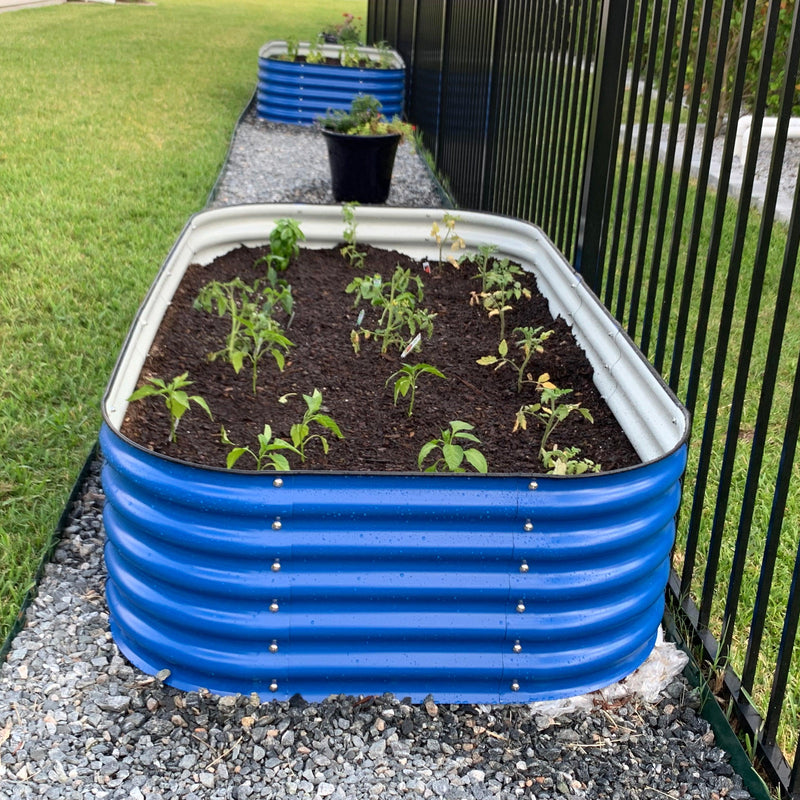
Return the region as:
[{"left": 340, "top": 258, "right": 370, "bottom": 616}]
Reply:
[{"left": 121, "top": 245, "right": 640, "bottom": 474}]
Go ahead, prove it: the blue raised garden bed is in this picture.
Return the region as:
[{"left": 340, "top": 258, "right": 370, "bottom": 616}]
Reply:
[
  {"left": 257, "top": 40, "right": 405, "bottom": 126},
  {"left": 100, "top": 204, "right": 689, "bottom": 703}
]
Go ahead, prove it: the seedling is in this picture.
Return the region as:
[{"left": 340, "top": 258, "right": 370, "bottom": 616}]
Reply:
[
  {"left": 340, "top": 39, "right": 365, "bottom": 68},
  {"left": 238, "top": 312, "right": 294, "bottom": 394},
  {"left": 385, "top": 362, "right": 446, "bottom": 416},
  {"left": 221, "top": 424, "right": 300, "bottom": 471},
  {"left": 127, "top": 373, "right": 211, "bottom": 444},
  {"left": 417, "top": 420, "right": 488, "bottom": 473},
  {"left": 259, "top": 218, "right": 305, "bottom": 275},
  {"left": 470, "top": 243, "right": 500, "bottom": 292},
  {"left": 286, "top": 389, "right": 344, "bottom": 462},
  {"left": 541, "top": 445, "right": 601, "bottom": 475},
  {"left": 476, "top": 326, "right": 553, "bottom": 392},
  {"left": 346, "top": 266, "right": 435, "bottom": 353},
  {"left": 305, "top": 35, "right": 326, "bottom": 65},
  {"left": 374, "top": 40, "right": 395, "bottom": 69},
  {"left": 429, "top": 212, "right": 465, "bottom": 271},
  {"left": 474, "top": 259, "right": 532, "bottom": 340},
  {"left": 340, "top": 202, "right": 365, "bottom": 269},
  {"left": 513, "top": 384, "right": 594, "bottom": 471},
  {"left": 194, "top": 279, "right": 294, "bottom": 394}
]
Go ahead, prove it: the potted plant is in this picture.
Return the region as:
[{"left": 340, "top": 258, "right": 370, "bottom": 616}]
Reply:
[
  {"left": 257, "top": 38, "right": 405, "bottom": 126},
  {"left": 318, "top": 94, "right": 414, "bottom": 204},
  {"left": 320, "top": 12, "right": 363, "bottom": 44},
  {"left": 100, "top": 204, "right": 689, "bottom": 704}
]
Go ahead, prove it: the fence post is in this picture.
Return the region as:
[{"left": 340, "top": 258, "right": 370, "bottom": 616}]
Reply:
[{"left": 574, "top": 0, "right": 633, "bottom": 293}]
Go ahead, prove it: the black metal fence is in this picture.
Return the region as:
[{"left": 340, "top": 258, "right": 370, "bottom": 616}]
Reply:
[{"left": 368, "top": 0, "right": 800, "bottom": 796}]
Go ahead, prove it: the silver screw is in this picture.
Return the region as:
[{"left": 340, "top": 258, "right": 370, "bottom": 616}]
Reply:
[
  {"left": 269, "top": 681, "right": 278, "bottom": 692},
  {"left": 511, "top": 681, "right": 520, "bottom": 692},
  {"left": 269, "top": 641, "right": 279, "bottom": 653},
  {"left": 269, "top": 601, "right": 279, "bottom": 613},
  {"left": 524, "top": 521, "right": 533, "bottom": 532},
  {"left": 273, "top": 478, "right": 284, "bottom": 488},
  {"left": 271, "top": 561, "right": 281, "bottom": 572},
  {"left": 528, "top": 481, "right": 538, "bottom": 490},
  {"left": 513, "top": 641, "right": 522, "bottom": 653},
  {"left": 272, "top": 519, "right": 282, "bottom": 531},
  {"left": 516, "top": 602, "right": 526, "bottom": 613},
  {"left": 519, "top": 561, "right": 529, "bottom": 573}
]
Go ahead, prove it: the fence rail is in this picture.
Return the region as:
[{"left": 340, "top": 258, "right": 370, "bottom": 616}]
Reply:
[{"left": 368, "top": 0, "right": 800, "bottom": 796}]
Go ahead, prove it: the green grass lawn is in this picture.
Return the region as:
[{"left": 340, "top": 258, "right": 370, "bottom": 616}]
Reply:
[{"left": 0, "top": 0, "right": 364, "bottom": 644}]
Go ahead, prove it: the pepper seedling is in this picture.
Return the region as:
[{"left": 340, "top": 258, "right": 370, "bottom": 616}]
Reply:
[
  {"left": 417, "top": 420, "right": 488, "bottom": 473},
  {"left": 385, "top": 362, "right": 446, "bottom": 417},
  {"left": 127, "top": 373, "right": 211, "bottom": 444}
]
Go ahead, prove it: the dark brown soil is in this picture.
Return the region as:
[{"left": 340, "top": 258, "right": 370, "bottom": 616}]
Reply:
[{"left": 121, "top": 245, "right": 640, "bottom": 474}]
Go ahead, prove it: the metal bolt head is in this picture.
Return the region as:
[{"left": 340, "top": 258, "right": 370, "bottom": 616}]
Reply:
[
  {"left": 272, "top": 519, "right": 282, "bottom": 531},
  {"left": 271, "top": 561, "right": 281, "bottom": 572},
  {"left": 269, "top": 681, "right": 278, "bottom": 693},
  {"left": 273, "top": 478, "right": 284, "bottom": 488},
  {"left": 269, "top": 641, "right": 279, "bottom": 653},
  {"left": 513, "top": 642, "right": 522, "bottom": 654},
  {"left": 523, "top": 521, "right": 533, "bottom": 532},
  {"left": 516, "top": 602, "right": 526, "bottom": 613},
  {"left": 511, "top": 681, "right": 520, "bottom": 692},
  {"left": 528, "top": 481, "right": 538, "bottom": 491},
  {"left": 269, "top": 601, "right": 279, "bottom": 613},
  {"left": 519, "top": 561, "right": 529, "bottom": 573}
]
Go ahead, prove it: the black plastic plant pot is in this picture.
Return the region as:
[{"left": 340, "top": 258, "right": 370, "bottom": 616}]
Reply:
[{"left": 322, "top": 129, "right": 401, "bottom": 204}]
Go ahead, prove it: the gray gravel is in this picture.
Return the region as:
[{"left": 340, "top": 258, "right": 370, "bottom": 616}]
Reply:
[
  {"left": 208, "top": 112, "right": 446, "bottom": 209},
  {"left": 0, "top": 114, "right": 757, "bottom": 799}
]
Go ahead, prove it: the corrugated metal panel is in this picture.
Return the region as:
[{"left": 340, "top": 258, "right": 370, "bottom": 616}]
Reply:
[
  {"left": 101, "top": 423, "right": 686, "bottom": 702},
  {"left": 257, "top": 41, "right": 405, "bottom": 126},
  {"left": 100, "top": 203, "right": 689, "bottom": 703}
]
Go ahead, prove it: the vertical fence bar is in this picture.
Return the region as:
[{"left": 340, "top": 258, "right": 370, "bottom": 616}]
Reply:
[
  {"left": 651, "top": 0, "right": 704, "bottom": 376},
  {"left": 575, "top": 0, "right": 633, "bottom": 292},
  {"left": 612, "top": 0, "right": 657, "bottom": 323},
  {"left": 632, "top": 0, "right": 679, "bottom": 352},
  {"left": 641, "top": 0, "right": 694, "bottom": 364},
  {"left": 563, "top": 0, "right": 600, "bottom": 260}
]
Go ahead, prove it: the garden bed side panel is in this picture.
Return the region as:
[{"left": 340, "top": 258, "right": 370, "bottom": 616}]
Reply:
[{"left": 100, "top": 426, "right": 686, "bottom": 702}]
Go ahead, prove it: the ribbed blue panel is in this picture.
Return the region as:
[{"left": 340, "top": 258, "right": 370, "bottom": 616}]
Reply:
[
  {"left": 256, "top": 59, "right": 405, "bottom": 126},
  {"left": 100, "top": 422, "right": 687, "bottom": 703}
]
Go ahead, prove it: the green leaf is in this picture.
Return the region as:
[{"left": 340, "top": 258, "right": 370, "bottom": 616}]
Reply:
[
  {"left": 290, "top": 422, "right": 307, "bottom": 448},
  {"left": 226, "top": 447, "right": 248, "bottom": 469},
  {"left": 166, "top": 391, "right": 191, "bottom": 421},
  {"left": 190, "top": 395, "right": 212, "bottom": 419},
  {"left": 256, "top": 424, "right": 273, "bottom": 449},
  {"left": 476, "top": 355, "right": 499, "bottom": 366},
  {"left": 417, "top": 440, "right": 438, "bottom": 468},
  {"left": 442, "top": 443, "right": 464, "bottom": 471},
  {"left": 498, "top": 339, "right": 508, "bottom": 357},
  {"left": 268, "top": 453, "right": 291, "bottom": 471},
  {"left": 314, "top": 415, "right": 344, "bottom": 438},
  {"left": 127, "top": 384, "right": 159, "bottom": 402},
  {"left": 231, "top": 350, "right": 245, "bottom": 374},
  {"left": 464, "top": 449, "right": 488, "bottom": 474},
  {"left": 448, "top": 420, "right": 474, "bottom": 434},
  {"left": 304, "top": 389, "right": 322, "bottom": 415}
]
